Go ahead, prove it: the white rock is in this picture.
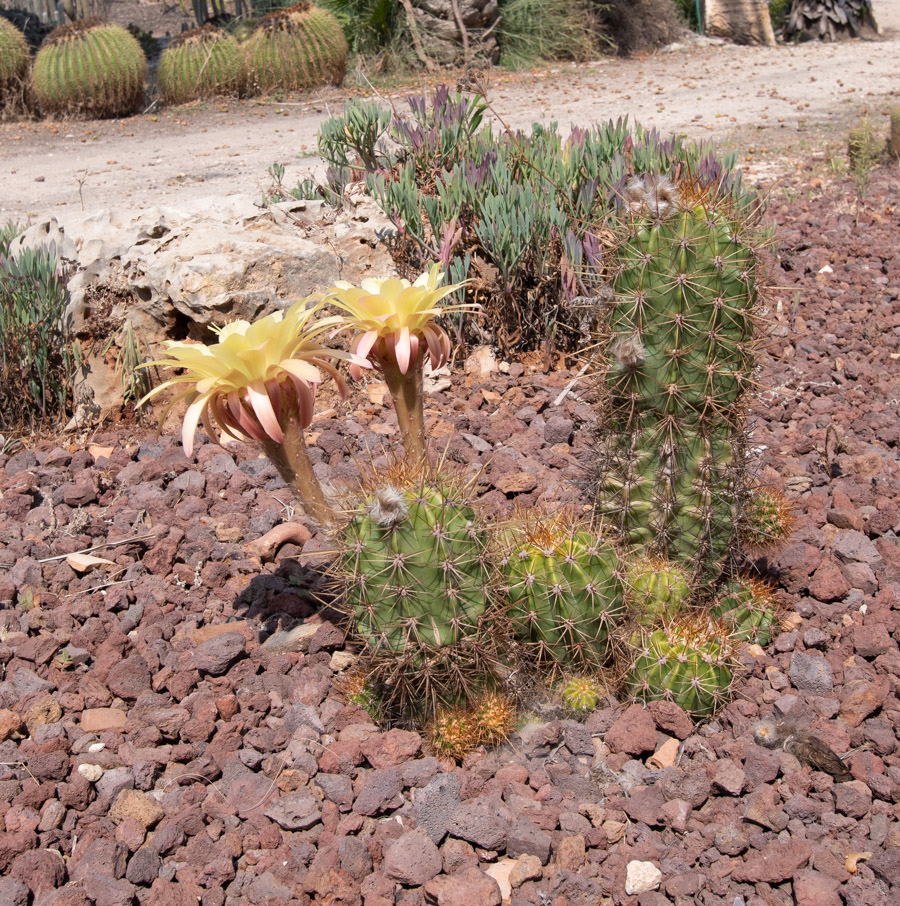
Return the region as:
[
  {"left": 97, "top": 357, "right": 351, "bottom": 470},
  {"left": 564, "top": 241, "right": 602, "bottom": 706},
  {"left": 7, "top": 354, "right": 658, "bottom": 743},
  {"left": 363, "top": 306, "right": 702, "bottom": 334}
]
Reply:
[
  {"left": 625, "top": 860, "right": 662, "bottom": 895},
  {"left": 77, "top": 763, "right": 104, "bottom": 782},
  {"left": 87, "top": 742, "right": 105, "bottom": 753}
]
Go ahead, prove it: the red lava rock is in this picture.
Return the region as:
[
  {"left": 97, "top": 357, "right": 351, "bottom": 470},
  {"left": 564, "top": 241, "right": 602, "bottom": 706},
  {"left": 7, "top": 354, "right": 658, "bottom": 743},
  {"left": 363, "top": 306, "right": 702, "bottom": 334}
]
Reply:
[
  {"left": 809, "top": 558, "right": 850, "bottom": 602},
  {"left": 731, "top": 838, "right": 812, "bottom": 884},
  {"left": 833, "top": 779, "right": 872, "bottom": 818},
  {"left": 105, "top": 656, "right": 151, "bottom": 700},
  {"left": 506, "top": 817, "right": 551, "bottom": 865},
  {"left": 352, "top": 768, "right": 403, "bottom": 817},
  {"left": 604, "top": 704, "right": 657, "bottom": 756},
  {"left": 839, "top": 677, "right": 889, "bottom": 727},
  {"left": 8, "top": 847, "right": 65, "bottom": 896},
  {"left": 794, "top": 870, "right": 843, "bottom": 906},
  {"left": 80, "top": 708, "right": 127, "bottom": 733},
  {"left": 383, "top": 827, "right": 442, "bottom": 886},
  {"left": 853, "top": 621, "right": 895, "bottom": 658},
  {"left": 622, "top": 786, "right": 666, "bottom": 826},
  {"left": 425, "top": 867, "right": 502, "bottom": 906},
  {"left": 0, "top": 878, "right": 30, "bottom": 906},
  {"left": 660, "top": 762, "right": 710, "bottom": 808},
  {"left": 361, "top": 729, "right": 423, "bottom": 769},
  {"left": 189, "top": 632, "right": 246, "bottom": 676},
  {"left": 446, "top": 797, "right": 510, "bottom": 852},
  {"left": 645, "top": 700, "right": 693, "bottom": 740},
  {"left": 867, "top": 846, "right": 900, "bottom": 887},
  {"left": 0, "top": 709, "right": 24, "bottom": 741}
]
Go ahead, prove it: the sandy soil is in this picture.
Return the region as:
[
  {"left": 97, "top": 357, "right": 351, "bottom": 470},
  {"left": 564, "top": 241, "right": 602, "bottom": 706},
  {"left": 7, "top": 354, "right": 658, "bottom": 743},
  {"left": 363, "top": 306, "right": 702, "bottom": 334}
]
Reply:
[{"left": 1, "top": 1, "right": 899, "bottom": 224}]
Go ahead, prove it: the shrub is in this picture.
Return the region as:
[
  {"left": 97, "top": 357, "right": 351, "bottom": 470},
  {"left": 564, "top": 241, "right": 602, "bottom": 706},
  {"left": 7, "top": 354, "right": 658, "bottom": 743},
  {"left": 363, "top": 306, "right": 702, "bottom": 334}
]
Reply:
[
  {"left": 601, "top": 0, "right": 686, "bottom": 54},
  {"left": 498, "top": 0, "right": 603, "bottom": 69},
  {"left": 0, "top": 224, "right": 73, "bottom": 431}
]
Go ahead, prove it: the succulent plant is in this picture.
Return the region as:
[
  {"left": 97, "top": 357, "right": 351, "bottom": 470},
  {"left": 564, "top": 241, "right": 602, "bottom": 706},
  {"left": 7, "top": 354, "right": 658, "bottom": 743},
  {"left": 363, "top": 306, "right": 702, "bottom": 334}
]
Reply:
[
  {"left": 711, "top": 575, "right": 779, "bottom": 645},
  {"left": 244, "top": 2, "right": 348, "bottom": 95},
  {"left": 503, "top": 509, "right": 625, "bottom": 672},
  {"left": 0, "top": 17, "right": 29, "bottom": 99},
  {"left": 559, "top": 675, "right": 604, "bottom": 713},
  {"left": 470, "top": 692, "right": 517, "bottom": 745},
  {"left": 338, "top": 669, "right": 382, "bottom": 722},
  {"left": 157, "top": 25, "right": 244, "bottom": 105},
  {"left": 31, "top": 19, "right": 146, "bottom": 118},
  {"left": 591, "top": 175, "right": 763, "bottom": 581},
  {"left": 625, "top": 614, "right": 735, "bottom": 718},
  {"left": 339, "top": 463, "right": 507, "bottom": 723},
  {"left": 428, "top": 708, "right": 477, "bottom": 762},
  {"left": 625, "top": 555, "right": 692, "bottom": 626},
  {"left": 738, "top": 487, "right": 794, "bottom": 553}
]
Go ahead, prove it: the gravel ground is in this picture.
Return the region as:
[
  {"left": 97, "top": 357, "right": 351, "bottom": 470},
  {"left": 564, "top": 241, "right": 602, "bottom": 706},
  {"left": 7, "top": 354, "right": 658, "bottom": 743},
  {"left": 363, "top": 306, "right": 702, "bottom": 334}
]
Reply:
[{"left": 0, "top": 157, "right": 899, "bottom": 906}]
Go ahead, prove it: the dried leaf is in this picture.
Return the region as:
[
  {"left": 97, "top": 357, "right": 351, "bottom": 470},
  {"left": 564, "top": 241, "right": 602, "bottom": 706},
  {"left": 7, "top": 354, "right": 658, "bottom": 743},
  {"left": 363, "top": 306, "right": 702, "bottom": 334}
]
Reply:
[{"left": 66, "top": 553, "right": 116, "bottom": 573}]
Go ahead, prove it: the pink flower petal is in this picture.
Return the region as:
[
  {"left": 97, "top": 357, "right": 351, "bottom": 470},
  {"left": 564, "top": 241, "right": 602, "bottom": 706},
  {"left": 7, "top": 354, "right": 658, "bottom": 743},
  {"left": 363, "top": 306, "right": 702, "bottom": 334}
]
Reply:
[
  {"left": 247, "top": 381, "right": 285, "bottom": 444},
  {"left": 395, "top": 326, "right": 411, "bottom": 374},
  {"left": 182, "top": 393, "right": 211, "bottom": 458}
]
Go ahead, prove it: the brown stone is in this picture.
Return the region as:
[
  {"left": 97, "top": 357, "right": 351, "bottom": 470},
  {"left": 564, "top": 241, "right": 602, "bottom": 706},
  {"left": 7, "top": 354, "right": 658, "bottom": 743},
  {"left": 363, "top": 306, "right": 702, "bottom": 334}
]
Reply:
[
  {"left": 190, "top": 620, "right": 252, "bottom": 646},
  {"left": 605, "top": 704, "right": 657, "bottom": 756},
  {"left": 0, "top": 709, "right": 24, "bottom": 741},
  {"left": 81, "top": 708, "right": 127, "bottom": 733}
]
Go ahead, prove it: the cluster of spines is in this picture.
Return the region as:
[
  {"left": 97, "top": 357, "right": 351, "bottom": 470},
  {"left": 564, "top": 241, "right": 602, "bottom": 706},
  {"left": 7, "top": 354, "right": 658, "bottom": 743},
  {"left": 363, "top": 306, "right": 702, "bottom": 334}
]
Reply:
[
  {"left": 428, "top": 692, "right": 517, "bottom": 762},
  {"left": 711, "top": 575, "right": 779, "bottom": 646},
  {"left": 559, "top": 675, "right": 605, "bottom": 713},
  {"left": 502, "top": 509, "right": 625, "bottom": 674},
  {"left": 31, "top": 18, "right": 146, "bottom": 117},
  {"left": 157, "top": 25, "right": 245, "bottom": 105},
  {"left": 244, "top": 2, "right": 348, "bottom": 95},
  {"left": 738, "top": 486, "right": 795, "bottom": 554}
]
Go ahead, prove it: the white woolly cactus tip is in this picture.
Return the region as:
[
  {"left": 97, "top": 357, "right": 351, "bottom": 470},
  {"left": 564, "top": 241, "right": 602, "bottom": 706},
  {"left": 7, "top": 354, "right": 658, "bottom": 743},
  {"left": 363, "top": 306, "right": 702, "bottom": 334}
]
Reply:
[
  {"left": 611, "top": 333, "right": 646, "bottom": 369},
  {"left": 624, "top": 174, "right": 680, "bottom": 218},
  {"left": 367, "top": 485, "right": 409, "bottom": 527}
]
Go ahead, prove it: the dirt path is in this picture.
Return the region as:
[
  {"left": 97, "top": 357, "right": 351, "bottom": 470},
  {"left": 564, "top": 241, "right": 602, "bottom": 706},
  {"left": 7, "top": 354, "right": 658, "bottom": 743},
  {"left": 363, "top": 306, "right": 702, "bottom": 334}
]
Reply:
[{"left": 2, "top": 2, "right": 899, "bottom": 224}]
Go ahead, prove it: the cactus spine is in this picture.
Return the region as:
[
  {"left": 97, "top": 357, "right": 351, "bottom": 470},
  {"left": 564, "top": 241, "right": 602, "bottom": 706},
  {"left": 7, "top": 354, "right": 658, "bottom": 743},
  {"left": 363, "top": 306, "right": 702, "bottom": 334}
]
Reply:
[
  {"left": 244, "top": 3, "right": 347, "bottom": 95},
  {"left": 0, "top": 17, "right": 29, "bottom": 99},
  {"left": 625, "top": 555, "right": 692, "bottom": 626},
  {"left": 560, "top": 675, "right": 604, "bottom": 713},
  {"left": 31, "top": 19, "right": 146, "bottom": 118},
  {"left": 157, "top": 25, "right": 245, "bottom": 105},
  {"left": 711, "top": 576, "right": 779, "bottom": 645}
]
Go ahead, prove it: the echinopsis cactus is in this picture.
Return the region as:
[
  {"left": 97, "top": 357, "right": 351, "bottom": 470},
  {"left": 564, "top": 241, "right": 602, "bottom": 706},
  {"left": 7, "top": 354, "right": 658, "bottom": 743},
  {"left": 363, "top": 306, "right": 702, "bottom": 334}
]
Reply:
[
  {"left": 244, "top": 2, "right": 348, "bottom": 94},
  {"left": 626, "top": 615, "right": 735, "bottom": 718},
  {"left": 157, "top": 25, "right": 245, "bottom": 104},
  {"left": 503, "top": 510, "right": 625, "bottom": 672},
  {"left": 591, "top": 174, "right": 762, "bottom": 582},
  {"left": 31, "top": 19, "right": 146, "bottom": 117},
  {"left": 560, "top": 675, "right": 604, "bottom": 713},
  {"left": 738, "top": 487, "right": 795, "bottom": 553},
  {"left": 625, "top": 555, "right": 692, "bottom": 626},
  {"left": 711, "top": 575, "right": 779, "bottom": 645},
  {"left": 339, "top": 464, "right": 507, "bottom": 722}
]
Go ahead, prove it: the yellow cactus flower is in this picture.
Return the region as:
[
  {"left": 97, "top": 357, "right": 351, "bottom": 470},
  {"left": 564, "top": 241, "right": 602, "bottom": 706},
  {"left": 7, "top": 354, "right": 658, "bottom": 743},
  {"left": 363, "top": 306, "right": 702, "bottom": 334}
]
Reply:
[
  {"left": 139, "top": 302, "right": 360, "bottom": 457},
  {"left": 325, "top": 263, "right": 473, "bottom": 378}
]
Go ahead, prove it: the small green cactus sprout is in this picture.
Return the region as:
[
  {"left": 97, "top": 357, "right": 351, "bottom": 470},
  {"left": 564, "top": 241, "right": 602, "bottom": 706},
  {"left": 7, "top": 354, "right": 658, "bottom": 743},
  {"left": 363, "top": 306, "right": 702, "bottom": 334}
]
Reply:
[
  {"left": 338, "top": 669, "right": 381, "bottom": 722},
  {"left": 625, "top": 614, "right": 735, "bottom": 718},
  {"left": 244, "top": 2, "right": 348, "bottom": 95},
  {"left": 738, "top": 487, "right": 794, "bottom": 553},
  {"left": 626, "top": 555, "right": 692, "bottom": 626},
  {"left": 711, "top": 575, "right": 779, "bottom": 646},
  {"left": 503, "top": 508, "right": 625, "bottom": 673},
  {"left": 560, "top": 675, "right": 604, "bottom": 713},
  {"left": 428, "top": 707, "right": 477, "bottom": 762},
  {"left": 0, "top": 17, "right": 29, "bottom": 99},
  {"left": 157, "top": 25, "right": 245, "bottom": 105},
  {"left": 470, "top": 692, "right": 517, "bottom": 745},
  {"left": 31, "top": 19, "right": 146, "bottom": 118}
]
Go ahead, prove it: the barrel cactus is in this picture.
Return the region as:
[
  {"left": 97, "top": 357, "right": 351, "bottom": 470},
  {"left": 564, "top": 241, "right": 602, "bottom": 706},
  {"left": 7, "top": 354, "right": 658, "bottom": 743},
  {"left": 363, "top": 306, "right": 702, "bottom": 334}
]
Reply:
[
  {"left": 244, "top": 2, "right": 348, "bottom": 95},
  {"left": 626, "top": 615, "right": 735, "bottom": 718},
  {"left": 31, "top": 19, "right": 146, "bottom": 117},
  {"left": 157, "top": 25, "right": 244, "bottom": 105},
  {"left": 503, "top": 510, "right": 625, "bottom": 673},
  {"left": 339, "top": 465, "right": 505, "bottom": 722},
  {"left": 711, "top": 575, "right": 779, "bottom": 645},
  {"left": 738, "top": 486, "right": 794, "bottom": 553},
  {"left": 560, "top": 675, "right": 604, "bottom": 713},
  {"left": 0, "top": 17, "right": 29, "bottom": 99},
  {"left": 625, "top": 555, "right": 692, "bottom": 626}
]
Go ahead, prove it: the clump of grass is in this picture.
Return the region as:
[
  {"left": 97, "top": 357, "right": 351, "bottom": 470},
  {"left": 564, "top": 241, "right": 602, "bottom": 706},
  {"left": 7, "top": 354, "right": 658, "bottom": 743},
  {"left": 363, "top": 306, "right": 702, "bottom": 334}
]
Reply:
[
  {"left": 0, "top": 223, "right": 73, "bottom": 432},
  {"left": 847, "top": 117, "right": 881, "bottom": 200},
  {"left": 498, "top": 0, "right": 603, "bottom": 69}
]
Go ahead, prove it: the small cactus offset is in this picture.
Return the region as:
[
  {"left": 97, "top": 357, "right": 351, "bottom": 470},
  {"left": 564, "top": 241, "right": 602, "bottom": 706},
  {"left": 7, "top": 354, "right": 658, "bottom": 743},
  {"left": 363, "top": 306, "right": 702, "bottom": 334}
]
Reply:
[
  {"left": 711, "top": 576, "right": 779, "bottom": 646},
  {"left": 244, "top": 2, "right": 348, "bottom": 95},
  {"left": 738, "top": 487, "right": 794, "bottom": 553},
  {"left": 157, "top": 25, "right": 245, "bottom": 105},
  {"left": 625, "top": 614, "right": 735, "bottom": 718},
  {"left": 31, "top": 19, "right": 146, "bottom": 118},
  {"left": 559, "top": 675, "right": 604, "bottom": 713},
  {"left": 504, "top": 509, "right": 625, "bottom": 673},
  {"left": 626, "top": 555, "right": 692, "bottom": 626},
  {"left": 428, "top": 708, "right": 477, "bottom": 762},
  {"left": 470, "top": 692, "right": 517, "bottom": 746},
  {"left": 0, "top": 17, "right": 29, "bottom": 99}
]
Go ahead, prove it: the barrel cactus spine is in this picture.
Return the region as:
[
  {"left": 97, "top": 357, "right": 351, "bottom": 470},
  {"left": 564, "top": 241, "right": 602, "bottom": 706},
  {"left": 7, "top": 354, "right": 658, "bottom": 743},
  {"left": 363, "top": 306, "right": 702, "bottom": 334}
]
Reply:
[
  {"left": 31, "top": 18, "right": 146, "bottom": 118},
  {"left": 738, "top": 486, "right": 794, "bottom": 553},
  {"left": 244, "top": 2, "right": 348, "bottom": 95},
  {"left": 0, "top": 17, "right": 29, "bottom": 99},
  {"left": 711, "top": 575, "right": 780, "bottom": 645},
  {"left": 157, "top": 25, "right": 245, "bottom": 105}
]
